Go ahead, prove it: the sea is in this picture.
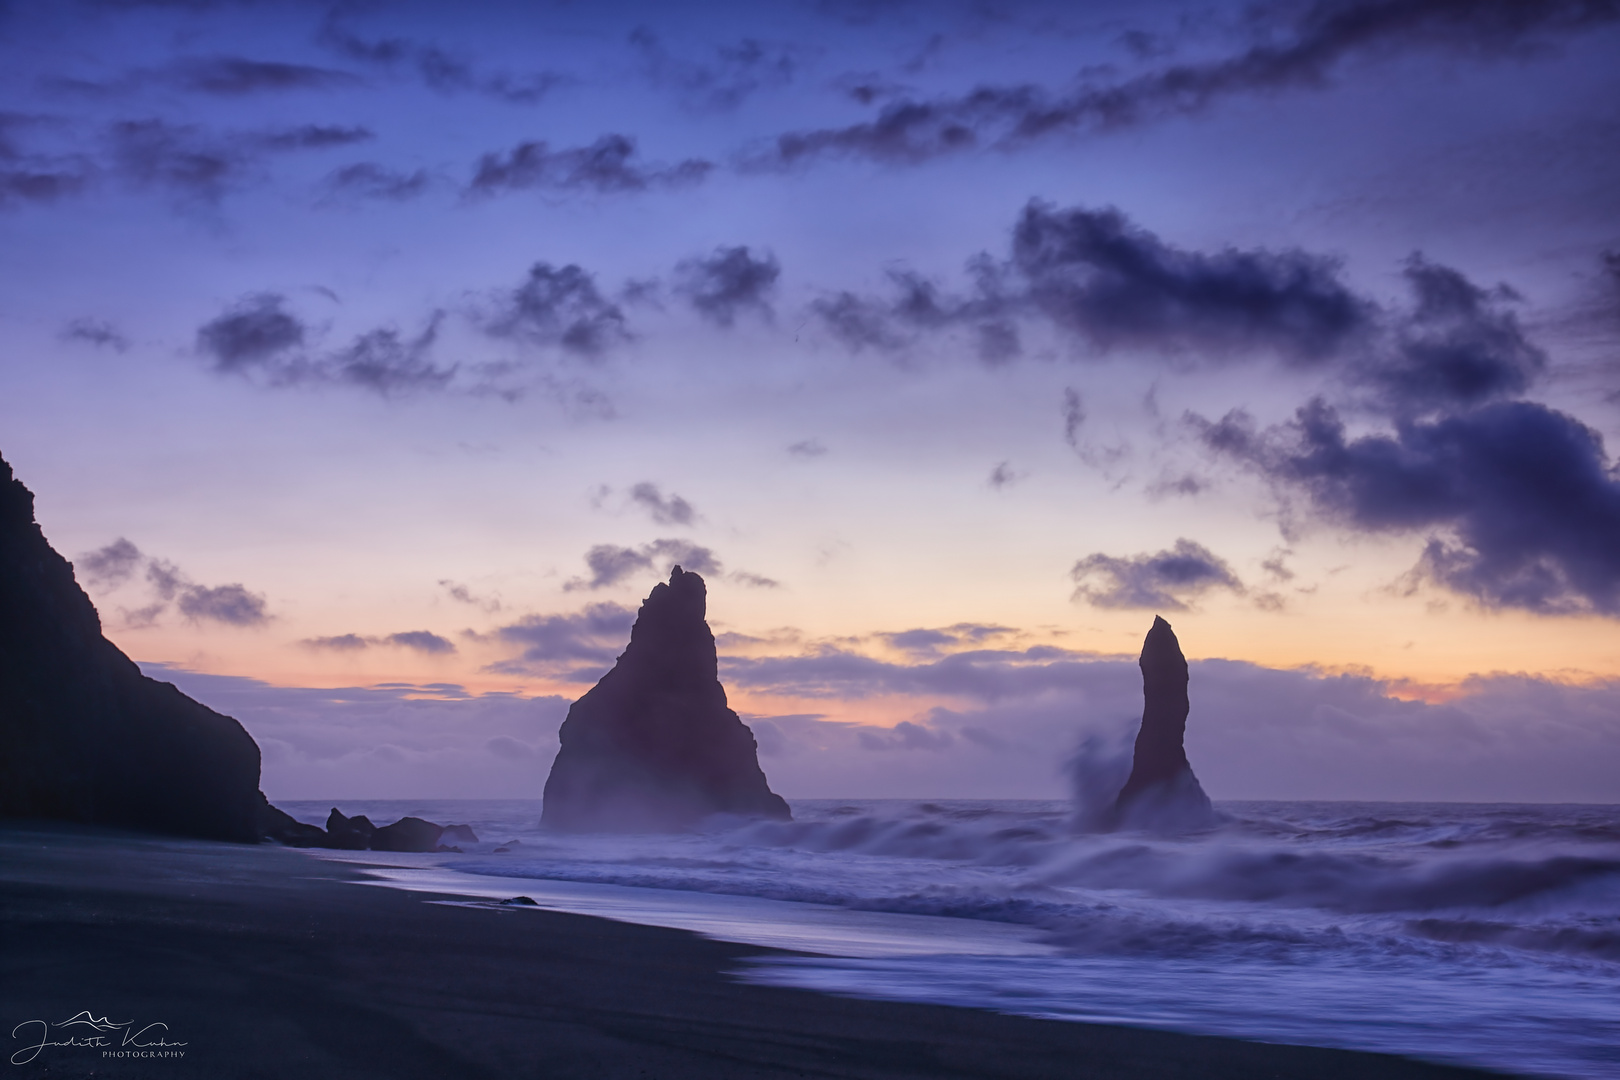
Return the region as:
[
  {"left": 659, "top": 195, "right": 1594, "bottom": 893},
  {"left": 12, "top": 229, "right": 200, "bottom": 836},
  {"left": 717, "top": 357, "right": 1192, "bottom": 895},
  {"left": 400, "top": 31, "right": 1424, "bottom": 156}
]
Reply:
[{"left": 279, "top": 798, "right": 1620, "bottom": 1080}]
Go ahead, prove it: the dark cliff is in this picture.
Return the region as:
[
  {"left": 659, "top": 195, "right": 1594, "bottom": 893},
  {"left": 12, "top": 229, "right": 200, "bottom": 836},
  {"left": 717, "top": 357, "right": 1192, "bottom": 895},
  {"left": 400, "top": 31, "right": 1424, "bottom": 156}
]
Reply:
[
  {"left": 1113, "top": 615, "right": 1212, "bottom": 824},
  {"left": 0, "top": 453, "right": 263, "bottom": 842},
  {"left": 542, "top": 566, "right": 790, "bottom": 831}
]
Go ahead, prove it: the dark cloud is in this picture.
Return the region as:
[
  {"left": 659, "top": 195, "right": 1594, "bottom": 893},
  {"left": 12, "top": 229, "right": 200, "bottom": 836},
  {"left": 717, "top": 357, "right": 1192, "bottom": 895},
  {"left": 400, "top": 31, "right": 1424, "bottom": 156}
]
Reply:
[
  {"left": 318, "top": 20, "right": 567, "bottom": 105},
  {"left": 484, "top": 262, "right": 630, "bottom": 357},
  {"left": 988, "top": 461, "right": 1020, "bottom": 489},
  {"left": 491, "top": 602, "right": 636, "bottom": 674},
  {"left": 1071, "top": 538, "right": 1245, "bottom": 610},
  {"left": 629, "top": 482, "right": 696, "bottom": 525},
  {"left": 1199, "top": 398, "right": 1620, "bottom": 615},
  {"left": 107, "top": 118, "right": 245, "bottom": 201},
  {"left": 1010, "top": 202, "right": 1370, "bottom": 362},
  {"left": 1062, "top": 388, "right": 1085, "bottom": 449},
  {"left": 198, "top": 294, "right": 451, "bottom": 395},
  {"left": 172, "top": 581, "right": 269, "bottom": 626},
  {"left": 75, "top": 537, "right": 143, "bottom": 590},
  {"left": 163, "top": 56, "right": 358, "bottom": 96},
  {"left": 673, "top": 245, "right": 781, "bottom": 327},
  {"left": 322, "top": 162, "right": 430, "bottom": 201},
  {"left": 106, "top": 119, "right": 371, "bottom": 202},
  {"left": 384, "top": 631, "right": 456, "bottom": 654},
  {"left": 467, "top": 134, "right": 711, "bottom": 196},
  {"left": 61, "top": 316, "right": 129, "bottom": 351},
  {"left": 0, "top": 116, "right": 92, "bottom": 206},
  {"left": 629, "top": 27, "right": 800, "bottom": 111},
  {"left": 567, "top": 538, "right": 722, "bottom": 590},
  {"left": 197, "top": 292, "right": 305, "bottom": 372},
  {"left": 254, "top": 125, "right": 372, "bottom": 151},
  {"left": 809, "top": 290, "right": 908, "bottom": 352},
  {"left": 440, "top": 580, "right": 501, "bottom": 613},
  {"left": 819, "top": 201, "right": 1546, "bottom": 409},
  {"left": 302, "top": 631, "right": 456, "bottom": 654},
  {"left": 303, "top": 633, "right": 369, "bottom": 651},
  {"left": 788, "top": 439, "right": 828, "bottom": 458},
  {"left": 751, "top": 0, "right": 1620, "bottom": 168},
  {"left": 326, "top": 317, "right": 454, "bottom": 394},
  {"left": 1356, "top": 255, "right": 1546, "bottom": 413}
]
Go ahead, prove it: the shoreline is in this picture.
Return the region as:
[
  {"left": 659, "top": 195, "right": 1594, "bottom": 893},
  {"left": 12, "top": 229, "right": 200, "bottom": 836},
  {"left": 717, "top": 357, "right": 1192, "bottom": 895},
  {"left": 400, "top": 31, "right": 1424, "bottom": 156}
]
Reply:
[{"left": 1, "top": 823, "right": 1506, "bottom": 1079}]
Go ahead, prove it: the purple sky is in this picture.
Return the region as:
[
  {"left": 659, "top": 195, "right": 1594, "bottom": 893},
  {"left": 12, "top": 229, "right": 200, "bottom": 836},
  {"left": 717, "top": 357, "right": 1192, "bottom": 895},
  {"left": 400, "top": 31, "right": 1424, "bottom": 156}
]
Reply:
[{"left": 4, "top": 0, "right": 1618, "bottom": 801}]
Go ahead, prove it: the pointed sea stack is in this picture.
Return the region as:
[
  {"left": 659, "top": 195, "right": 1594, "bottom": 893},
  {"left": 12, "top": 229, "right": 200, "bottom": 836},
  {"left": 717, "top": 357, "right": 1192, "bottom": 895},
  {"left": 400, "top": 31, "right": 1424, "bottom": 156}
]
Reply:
[
  {"left": 1113, "top": 615, "right": 1212, "bottom": 825},
  {"left": 0, "top": 452, "right": 264, "bottom": 842},
  {"left": 542, "top": 566, "right": 790, "bottom": 832}
]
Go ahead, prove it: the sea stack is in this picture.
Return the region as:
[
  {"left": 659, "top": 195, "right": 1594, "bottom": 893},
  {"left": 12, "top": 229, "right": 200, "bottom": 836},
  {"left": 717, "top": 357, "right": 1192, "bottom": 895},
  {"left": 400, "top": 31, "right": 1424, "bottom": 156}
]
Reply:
[
  {"left": 1113, "top": 615, "right": 1212, "bottom": 826},
  {"left": 0, "top": 452, "right": 264, "bottom": 842},
  {"left": 542, "top": 566, "right": 790, "bottom": 832}
]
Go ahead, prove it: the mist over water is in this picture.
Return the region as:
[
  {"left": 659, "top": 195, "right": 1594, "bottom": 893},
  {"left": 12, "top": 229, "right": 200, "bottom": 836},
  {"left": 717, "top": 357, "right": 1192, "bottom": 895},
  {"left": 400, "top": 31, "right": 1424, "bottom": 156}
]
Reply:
[{"left": 285, "top": 798, "right": 1620, "bottom": 1079}]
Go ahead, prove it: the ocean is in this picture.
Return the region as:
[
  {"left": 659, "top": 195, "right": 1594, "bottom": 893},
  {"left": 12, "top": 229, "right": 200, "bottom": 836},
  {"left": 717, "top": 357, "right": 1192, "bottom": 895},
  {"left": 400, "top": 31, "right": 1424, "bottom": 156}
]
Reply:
[{"left": 279, "top": 798, "right": 1620, "bottom": 1079}]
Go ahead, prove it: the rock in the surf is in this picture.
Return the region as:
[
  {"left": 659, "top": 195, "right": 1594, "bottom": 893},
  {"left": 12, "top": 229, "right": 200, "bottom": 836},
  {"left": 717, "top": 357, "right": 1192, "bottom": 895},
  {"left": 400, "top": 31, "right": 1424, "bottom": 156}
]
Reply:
[
  {"left": 0, "top": 451, "right": 264, "bottom": 842},
  {"left": 1113, "top": 615, "right": 1214, "bottom": 828},
  {"left": 542, "top": 566, "right": 791, "bottom": 831},
  {"left": 369, "top": 815, "right": 444, "bottom": 853},
  {"left": 325, "top": 807, "right": 377, "bottom": 850}
]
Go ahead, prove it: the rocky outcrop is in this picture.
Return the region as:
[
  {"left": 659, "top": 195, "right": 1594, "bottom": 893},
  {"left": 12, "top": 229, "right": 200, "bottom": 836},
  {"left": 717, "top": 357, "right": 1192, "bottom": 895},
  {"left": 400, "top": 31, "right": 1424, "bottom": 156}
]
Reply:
[
  {"left": 0, "top": 452, "right": 263, "bottom": 842},
  {"left": 542, "top": 566, "right": 791, "bottom": 832},
  {"left": 266, "top": 807, "right": 477, "bottom": 852},
  {"left": 325, "top": 808, "right": 377, "bottom": 850},
  {"left": 1113, "top": 616, "right": 1214, "bottom": 827}
]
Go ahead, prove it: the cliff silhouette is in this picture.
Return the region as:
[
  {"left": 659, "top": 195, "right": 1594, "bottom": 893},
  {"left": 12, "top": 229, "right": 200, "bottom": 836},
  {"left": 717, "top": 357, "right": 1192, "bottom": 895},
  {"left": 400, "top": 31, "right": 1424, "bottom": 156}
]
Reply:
[
  {"left": 0, "top": 452, "right": 264, "bottom": 842},
  {"left": 543, "top": 566, "right": 791, "bottom": 831}
]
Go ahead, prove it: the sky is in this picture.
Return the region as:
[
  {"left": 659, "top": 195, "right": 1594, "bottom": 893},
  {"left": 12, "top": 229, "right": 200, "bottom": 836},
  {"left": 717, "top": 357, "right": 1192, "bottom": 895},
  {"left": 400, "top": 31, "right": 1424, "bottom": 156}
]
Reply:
[{"left": 3, "top": 0, "right": 1618, "bottom": 802}]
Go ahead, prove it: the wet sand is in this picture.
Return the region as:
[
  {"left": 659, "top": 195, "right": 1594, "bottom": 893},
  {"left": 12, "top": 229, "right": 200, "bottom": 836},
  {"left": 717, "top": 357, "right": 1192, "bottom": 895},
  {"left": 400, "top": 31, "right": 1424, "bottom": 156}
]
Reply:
[{"left": 0, "top": 824, "right": 1505, "bottom": 1079}]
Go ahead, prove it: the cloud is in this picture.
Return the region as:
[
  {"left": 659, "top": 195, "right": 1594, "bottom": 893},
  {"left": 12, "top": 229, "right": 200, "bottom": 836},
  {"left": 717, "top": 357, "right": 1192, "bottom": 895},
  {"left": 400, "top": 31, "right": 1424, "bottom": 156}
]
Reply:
[
  {"left": 304, "top": 630, "right": 456, "bottom": 654},
  {"left": 60, "top": 317, "right": 129, "bottom": 351},
  {"left": 175, "top": 583, "right": 270, "bottom": 625},
  {"left": 198, "top": 294, "right": 451, "bottom": 394},
  {"left": 483, "top": 262, "right": 630, "bottom": 357},
  {"left": 325, "top": 317, "right": 454, "bottom": 394},
  {"left": 1071, "top": 539, "right": 1245, "bottom": 611},
  {"left": 467, "top": 134, "right": 711, "bottom": 196},
  {"left": 858, "top": 719, "right": 953, "bottom": 751},
  {"left": 628, "top": 482, "right": 696, "bottom": 525},
  {"left": 749, "top": 0, "right": 1620, "bottom": 168},
  {"left": 197, "top": 293, "right": 306, "bottom": 373},
  {"left": 75, "top": 537, "right": 271, "bottom": 627},
  {"left": 988, "top": 461, "right": 1021, "bottom": 489},
  {"left": 161, "top": 56, "right": 358, "bottom": 95},
  {"left": 1199, "top": 398, "right": 1620, "bottom": 615},
  {"left": 75, "top": 537, "right": 142, "bottom": 590},
  {"left": 1354, "top": 255, "right": 1546, "bottom": 414},
  {"left": 322, "top": 162, "right": 431, "bottom": 201},
  {"left": 106, "top": 119, "right": 372, "bottom": 203},
  {"left": 491, "top": 602, "right": 636, "bottom": 676},
  {"left": 303, "top": 633, "right": 369, "bottom": 651},
  {"left": 787, "top": 439, "right": 828, "bottom": 458},
  {"left": 629, "top": 27, "right": 801, "bottom": 111},
  {"left": 567, "top": 538, "right": 722, "bottom": 590},
  {"left": 815, "top": 201, "right": 1550, "bottom": 408},
  {"left": 139, "top": 662, "right": 570, "bottom": 801},
  {"left": 318, "top": 20, "right": 568, "bottom": 105},
  {"left": 673, "top": 245, "right": 781, "bottom": 327},
  {"left": 727, "top": 648, "right": 1620, "bottom": 802},
  {"left": 1010, "top": 202, "right": 1370, "bottom": 362},
  {"left": 440, "top": 580, "right": 501, "bottom": 612},
  {"left": 1061, "top": 388, "right": 1085, "bottom": 449}
]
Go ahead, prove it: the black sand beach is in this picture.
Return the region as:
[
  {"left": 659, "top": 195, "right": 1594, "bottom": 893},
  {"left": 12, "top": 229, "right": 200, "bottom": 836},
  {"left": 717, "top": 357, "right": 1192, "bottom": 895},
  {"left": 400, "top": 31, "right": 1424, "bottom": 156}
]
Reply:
[{"left": 1, "top": 825, "right": 1504, "bottom": 1080}]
